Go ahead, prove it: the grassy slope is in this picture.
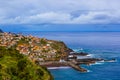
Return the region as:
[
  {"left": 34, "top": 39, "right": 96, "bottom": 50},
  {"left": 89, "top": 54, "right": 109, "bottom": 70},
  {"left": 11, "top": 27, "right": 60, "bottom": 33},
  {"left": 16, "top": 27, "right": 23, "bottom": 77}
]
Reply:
[{"left": 0, "top": 46, "right": 53, "bottom": 80}]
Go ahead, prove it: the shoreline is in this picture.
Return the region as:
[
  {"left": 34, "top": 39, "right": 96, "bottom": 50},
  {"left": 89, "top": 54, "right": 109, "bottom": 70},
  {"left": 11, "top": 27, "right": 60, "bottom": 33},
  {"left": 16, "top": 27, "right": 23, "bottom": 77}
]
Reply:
[{"left": 39, "top": 57, "right": 116, "bottom": 72}]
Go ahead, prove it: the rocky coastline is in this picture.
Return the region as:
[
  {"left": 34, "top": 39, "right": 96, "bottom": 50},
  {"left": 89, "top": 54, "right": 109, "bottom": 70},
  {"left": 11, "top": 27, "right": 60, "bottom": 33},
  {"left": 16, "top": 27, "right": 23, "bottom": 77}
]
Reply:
[
  {"left": 0, "top": 30, "right": 116, "bottom": 73},
  {"left": 40, "top": 51, "right": 116, "bottom": 72}
]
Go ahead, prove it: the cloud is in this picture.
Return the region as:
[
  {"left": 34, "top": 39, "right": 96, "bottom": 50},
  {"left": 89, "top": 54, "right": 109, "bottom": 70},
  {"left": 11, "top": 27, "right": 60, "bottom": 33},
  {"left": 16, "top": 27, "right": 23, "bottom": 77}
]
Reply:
[
  {"left": 21, "top": 12, "right": 72, "bottom": 24},
  {"left": 0, "top": 12, "right": 72, "bottom": 24},
  {"left": 1, "top": 11, "right": 120, "bottom": 24},
  {"left": 0, "top": 0, "right": 120, "bottom": 24}
]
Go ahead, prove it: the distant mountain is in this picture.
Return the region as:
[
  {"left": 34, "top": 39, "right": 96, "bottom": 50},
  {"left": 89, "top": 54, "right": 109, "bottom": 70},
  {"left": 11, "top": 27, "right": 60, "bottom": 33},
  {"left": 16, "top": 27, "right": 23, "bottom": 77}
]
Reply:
[{"left": 0, "top": 29, "right": 3, "bottom": 33}]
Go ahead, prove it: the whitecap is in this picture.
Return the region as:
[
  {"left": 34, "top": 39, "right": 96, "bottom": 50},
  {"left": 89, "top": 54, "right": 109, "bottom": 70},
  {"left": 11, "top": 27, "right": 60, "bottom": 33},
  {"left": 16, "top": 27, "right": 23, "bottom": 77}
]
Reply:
[
  {"left": 90, "top": 62, "right": 104, "bottom": 65},
  {"left": 86, "top": 54, "right": 93, "bottom": 57},
  {"left": 87, "top": 70, "right": 92, "bottom": 73}
]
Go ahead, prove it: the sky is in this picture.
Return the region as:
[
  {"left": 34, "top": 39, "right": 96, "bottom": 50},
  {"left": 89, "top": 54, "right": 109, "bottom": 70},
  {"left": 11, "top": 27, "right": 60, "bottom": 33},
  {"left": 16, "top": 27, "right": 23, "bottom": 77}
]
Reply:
[{"left": 0, "top": 0, "right": 120, "bottom": 24}]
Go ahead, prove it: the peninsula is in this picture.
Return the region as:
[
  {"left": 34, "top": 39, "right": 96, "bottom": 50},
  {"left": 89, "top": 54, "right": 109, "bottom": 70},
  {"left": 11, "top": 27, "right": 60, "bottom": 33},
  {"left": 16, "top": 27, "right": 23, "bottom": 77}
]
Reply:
[{"left": 0, "top": 31, "right": 115, "bottom": 73}]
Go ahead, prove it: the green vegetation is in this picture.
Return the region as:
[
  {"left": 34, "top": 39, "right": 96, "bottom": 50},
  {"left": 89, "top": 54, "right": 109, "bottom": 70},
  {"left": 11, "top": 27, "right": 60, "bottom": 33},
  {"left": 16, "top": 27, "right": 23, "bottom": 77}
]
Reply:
[
  {"left": 0, "top": 46, "right": 53, "bottom": 80},
  {"left": 17, "top": 38, "right": 29, "bottom": 44},
  {"left": 51, "top": 41, "right": 68, "bottom": 54},
  {"left": 40, "top": 38, "right": 47, "bottom": 45}
]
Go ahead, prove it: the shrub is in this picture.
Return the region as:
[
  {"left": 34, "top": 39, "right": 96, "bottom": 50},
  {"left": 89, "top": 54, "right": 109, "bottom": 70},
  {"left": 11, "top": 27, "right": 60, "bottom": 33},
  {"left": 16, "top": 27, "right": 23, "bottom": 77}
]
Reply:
[
  {"left": 17, "top": 59, "right": 27, "bottom": 71},
  {"left": 36, "top": 69, "right": 44, "bottom": 76}
]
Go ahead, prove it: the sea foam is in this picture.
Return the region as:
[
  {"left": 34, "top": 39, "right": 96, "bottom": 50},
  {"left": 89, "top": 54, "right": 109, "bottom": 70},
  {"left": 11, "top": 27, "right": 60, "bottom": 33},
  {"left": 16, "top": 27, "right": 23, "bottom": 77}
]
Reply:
[{"left": 90, "top": 62, "right": 104, "bottom": 66}]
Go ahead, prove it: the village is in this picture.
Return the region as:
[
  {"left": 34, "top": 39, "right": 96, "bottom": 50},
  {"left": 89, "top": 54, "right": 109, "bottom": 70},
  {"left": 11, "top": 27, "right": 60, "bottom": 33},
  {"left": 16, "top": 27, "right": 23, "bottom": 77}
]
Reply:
[{"left": 0, "top": 32, "right": 70, "bottom": 62}]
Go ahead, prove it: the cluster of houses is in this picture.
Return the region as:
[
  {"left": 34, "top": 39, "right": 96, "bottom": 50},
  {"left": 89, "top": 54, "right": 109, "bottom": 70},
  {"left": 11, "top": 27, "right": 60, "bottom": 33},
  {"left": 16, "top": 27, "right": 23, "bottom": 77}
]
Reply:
[
  {"left": 0, "top": 32, "right": 60, "bottom": 62},
  {"left": 0, "top": 32, "right": 23, "bottom": 47}
]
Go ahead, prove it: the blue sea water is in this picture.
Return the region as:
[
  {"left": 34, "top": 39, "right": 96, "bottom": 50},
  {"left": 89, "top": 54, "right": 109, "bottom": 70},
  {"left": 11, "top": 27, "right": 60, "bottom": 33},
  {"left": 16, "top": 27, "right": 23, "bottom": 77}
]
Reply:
[{"left": 17, "top": 31, "right": 120, "bottom": 80}]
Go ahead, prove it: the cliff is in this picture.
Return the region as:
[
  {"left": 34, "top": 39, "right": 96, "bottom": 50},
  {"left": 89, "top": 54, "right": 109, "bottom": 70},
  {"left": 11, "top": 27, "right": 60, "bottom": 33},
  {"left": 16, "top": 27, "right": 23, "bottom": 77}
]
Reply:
[
  {"left": 0, "top": 46, "right": 53, "bottom": 80},
  {"left": 47, "top": 40, "right": 73, "bottom": 60}
]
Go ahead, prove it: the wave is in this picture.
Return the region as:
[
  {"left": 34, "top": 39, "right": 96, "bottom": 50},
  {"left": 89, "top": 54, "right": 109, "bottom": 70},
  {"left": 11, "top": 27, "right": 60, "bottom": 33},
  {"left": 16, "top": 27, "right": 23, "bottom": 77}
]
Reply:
[
  {"left": 87, "top": 70, "right": 92, "bottom": 73},
  {"left": 86, "top": 54, "right": 93, "bottom": 57},
  {"left": 72, "top": 48, "right": 84, "bottom": 52},
  {"left": 95, "top": 62, "right": 104, "bottom": 65},
  {"left": 77, "top": 54, "right": 94, "bottom": 59},
  {"left": 90, "top": 62, "right": 104, "bottom": 65}
]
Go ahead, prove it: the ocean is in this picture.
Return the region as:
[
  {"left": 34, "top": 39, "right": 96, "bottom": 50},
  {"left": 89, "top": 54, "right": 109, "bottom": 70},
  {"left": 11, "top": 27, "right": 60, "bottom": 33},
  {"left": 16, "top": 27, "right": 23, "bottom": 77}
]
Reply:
[{"left": 16, "top": 31, "right": 120, "bottom": 80}]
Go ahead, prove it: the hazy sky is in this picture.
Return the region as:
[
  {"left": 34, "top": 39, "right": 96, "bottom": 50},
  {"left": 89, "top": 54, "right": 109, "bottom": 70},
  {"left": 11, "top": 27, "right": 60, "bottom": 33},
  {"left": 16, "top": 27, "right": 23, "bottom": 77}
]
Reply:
[{"left": 0, "top": 0, "right": 120, "bottom": 24}]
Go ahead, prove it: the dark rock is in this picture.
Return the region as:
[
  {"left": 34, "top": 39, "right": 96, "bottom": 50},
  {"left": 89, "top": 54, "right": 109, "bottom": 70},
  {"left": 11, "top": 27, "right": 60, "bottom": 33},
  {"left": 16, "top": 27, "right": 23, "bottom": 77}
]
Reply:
[
  {"left": 67, "top": 56, "right": 77, "bottom": 60},
  {"left": 69, "top": 52, "right": 88, "bottom": 56},
  {"left": 104, "top": 58, "right": 116, "bottom": 62},
  {"left": 76, "top": 58, "right": 104, "bottom": 64}
]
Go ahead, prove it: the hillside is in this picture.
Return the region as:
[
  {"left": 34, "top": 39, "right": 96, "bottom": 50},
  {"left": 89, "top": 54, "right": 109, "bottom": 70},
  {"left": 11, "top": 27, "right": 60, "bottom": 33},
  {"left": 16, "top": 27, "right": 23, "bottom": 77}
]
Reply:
[
  {"left": 0, "top": 32, "right": 73, "bottom": 79},
  {"left": 0, "top": 46, "right": 53, "bottom": 80}
]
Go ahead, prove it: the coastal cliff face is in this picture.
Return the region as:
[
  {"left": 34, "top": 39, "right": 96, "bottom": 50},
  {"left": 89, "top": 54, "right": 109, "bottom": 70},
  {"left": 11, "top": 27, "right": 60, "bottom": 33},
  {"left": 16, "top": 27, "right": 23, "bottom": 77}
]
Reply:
[{"left": 48, "top": 40, "right": 73, "bottom": 60}]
